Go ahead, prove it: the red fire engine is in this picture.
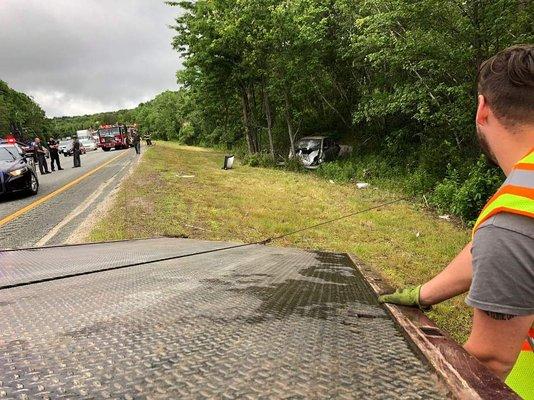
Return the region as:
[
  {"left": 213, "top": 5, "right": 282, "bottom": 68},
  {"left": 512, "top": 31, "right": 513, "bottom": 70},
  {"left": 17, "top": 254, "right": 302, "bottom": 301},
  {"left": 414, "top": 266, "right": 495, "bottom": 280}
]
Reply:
[{"left": 97, "top": 124, "right": 132, "bottom": 151}]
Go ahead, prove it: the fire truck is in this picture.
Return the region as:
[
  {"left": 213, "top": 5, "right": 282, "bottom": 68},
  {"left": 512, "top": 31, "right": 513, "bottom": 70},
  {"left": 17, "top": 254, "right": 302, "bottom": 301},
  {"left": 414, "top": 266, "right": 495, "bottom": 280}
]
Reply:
[{"left": 97, "top": 124, "right": 132, "bottom": 151}]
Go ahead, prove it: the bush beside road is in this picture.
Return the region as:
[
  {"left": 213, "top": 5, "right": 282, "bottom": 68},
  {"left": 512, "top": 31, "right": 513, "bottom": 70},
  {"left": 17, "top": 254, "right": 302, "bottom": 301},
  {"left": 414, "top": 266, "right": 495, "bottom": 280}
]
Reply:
[{"left": 90, "top": 141, "right": 472, "bottom": 342}]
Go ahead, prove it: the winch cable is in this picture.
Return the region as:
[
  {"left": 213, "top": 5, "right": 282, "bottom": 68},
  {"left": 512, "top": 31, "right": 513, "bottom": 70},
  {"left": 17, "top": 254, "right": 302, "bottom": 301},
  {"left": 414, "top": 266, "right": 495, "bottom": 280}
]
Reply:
[
  {"left": 257, "top": 196, "right": 410, "bottom": 245},
  {"left": 1, "top": 196, "right": 409, "bottom": 290}
]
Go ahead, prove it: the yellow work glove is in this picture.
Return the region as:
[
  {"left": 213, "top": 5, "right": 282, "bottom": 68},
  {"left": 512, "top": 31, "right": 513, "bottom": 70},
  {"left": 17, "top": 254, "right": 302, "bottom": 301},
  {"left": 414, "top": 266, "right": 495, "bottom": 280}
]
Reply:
[{"left": 378, "top": 285, "right": 431, "bottom": 311}]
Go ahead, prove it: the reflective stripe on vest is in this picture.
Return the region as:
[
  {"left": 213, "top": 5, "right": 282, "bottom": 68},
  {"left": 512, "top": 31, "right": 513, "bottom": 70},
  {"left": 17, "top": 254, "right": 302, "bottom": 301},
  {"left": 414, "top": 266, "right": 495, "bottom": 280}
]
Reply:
[
  {"left": 523, "top": 328, "right": 534, "bottom": 352},
  {"left": 472, "top": 149, "right": 534, "bottom": 238},
  {"left": 516, "top": 151, "right": 534, "bottom": 170}
]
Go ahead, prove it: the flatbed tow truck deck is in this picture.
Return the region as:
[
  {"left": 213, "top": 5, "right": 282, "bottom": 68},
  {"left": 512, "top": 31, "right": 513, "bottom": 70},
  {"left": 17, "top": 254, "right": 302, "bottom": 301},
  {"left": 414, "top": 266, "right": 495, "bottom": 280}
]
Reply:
[{"left": 0, "top": 238, "right": 518, "bottom": 399}]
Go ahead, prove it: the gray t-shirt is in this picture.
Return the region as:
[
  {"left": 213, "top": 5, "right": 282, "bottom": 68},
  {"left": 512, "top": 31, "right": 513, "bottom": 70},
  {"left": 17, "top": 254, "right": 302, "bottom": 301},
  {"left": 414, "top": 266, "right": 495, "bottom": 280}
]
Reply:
[{"left": 466, "top": 213, "right": 534, "bottom": 316}]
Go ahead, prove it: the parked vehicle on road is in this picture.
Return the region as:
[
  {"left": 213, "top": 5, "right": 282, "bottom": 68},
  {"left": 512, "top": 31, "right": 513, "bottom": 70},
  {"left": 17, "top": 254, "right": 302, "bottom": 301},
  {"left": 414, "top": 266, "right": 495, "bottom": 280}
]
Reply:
[
  {"left": 0, "top": 140, "right": 39, "bottom": 196},
  {"left": 59, "top": 139, "right": 70, "bottom": 155},
  {"left": 80, "top": 138, "right": 98, "bottom": 151},
  {"left": 97, "top": 124, "right": 131, "bottom": 151},
  {"left": 291, "top": 136, "right": 352, "bottom": 169}
]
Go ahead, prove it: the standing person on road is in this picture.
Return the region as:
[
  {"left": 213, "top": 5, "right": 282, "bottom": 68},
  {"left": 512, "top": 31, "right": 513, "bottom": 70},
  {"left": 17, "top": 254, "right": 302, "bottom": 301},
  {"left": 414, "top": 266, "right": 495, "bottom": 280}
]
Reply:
[
  {"left": 143, "top": 132, "right": 152, "bottom": 146},
  {"left": 133, "top": 131, "right": 141, "bottom": 155},
  {"left": 379, "top": 45, "right": 534, "bottom": 383},
  {"left": 33, "top": 137, "right": 50, "bottom": 175},
  {"left": 48, "top": 138, "right": 63, "bottom": 171},
  {"left": 73, "top": 138, "right": 81, "bottom": 168}
]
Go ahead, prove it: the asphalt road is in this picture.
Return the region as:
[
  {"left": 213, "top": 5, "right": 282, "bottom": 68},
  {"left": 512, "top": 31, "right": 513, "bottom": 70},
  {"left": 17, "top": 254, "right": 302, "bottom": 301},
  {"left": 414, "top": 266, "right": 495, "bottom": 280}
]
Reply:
[{"left": 0, "top": 148, "right": 139, "bottom": 249}]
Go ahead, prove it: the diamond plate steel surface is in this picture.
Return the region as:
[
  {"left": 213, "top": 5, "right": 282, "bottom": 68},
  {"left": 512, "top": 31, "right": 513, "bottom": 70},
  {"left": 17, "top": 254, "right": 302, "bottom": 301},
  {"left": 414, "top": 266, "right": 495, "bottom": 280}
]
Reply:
[
  {"left": 0, "top": 238, "right": 233, "bottom": 288},
  {"left": 0, "top": 239, "right": 447, "bottom": 399}
]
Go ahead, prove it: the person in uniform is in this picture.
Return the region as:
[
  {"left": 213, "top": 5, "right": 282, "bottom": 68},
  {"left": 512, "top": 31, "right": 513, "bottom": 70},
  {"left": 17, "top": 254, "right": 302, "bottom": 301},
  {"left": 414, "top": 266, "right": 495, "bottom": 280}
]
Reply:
[
  {"left": 48, "top": 138, "right": 63, "bottom": 171},
  {"left": 73, "top": 138, "right": 81, "bottom": 168},
  {"left": 379, "top": 44, "right": 534, "bottom": 384},
  {"left": 33, "top": 137, "right": 50, "bottom": 175},
  {"left": 143, "top": 132, "right": 153, "bottom": 146},
  {"left": 133, "top": 131, "right": 141, "bottom": 155}
]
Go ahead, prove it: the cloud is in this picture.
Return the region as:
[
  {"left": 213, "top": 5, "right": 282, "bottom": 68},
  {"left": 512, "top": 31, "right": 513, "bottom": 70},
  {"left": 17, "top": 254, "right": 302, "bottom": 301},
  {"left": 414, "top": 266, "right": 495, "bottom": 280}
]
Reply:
[
  {"left": 0, "top": 0, "right": 182, "bottom": 117},
  {"left": 30, "top": 90, "right": 142, "bottom": 117}
]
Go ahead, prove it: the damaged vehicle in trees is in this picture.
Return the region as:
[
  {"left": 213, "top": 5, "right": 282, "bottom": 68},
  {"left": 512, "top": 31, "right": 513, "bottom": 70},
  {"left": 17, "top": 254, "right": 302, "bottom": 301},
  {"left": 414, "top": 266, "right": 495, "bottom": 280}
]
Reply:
[{"left": 292, "top": 136, "right": 352, "bottom": 169}]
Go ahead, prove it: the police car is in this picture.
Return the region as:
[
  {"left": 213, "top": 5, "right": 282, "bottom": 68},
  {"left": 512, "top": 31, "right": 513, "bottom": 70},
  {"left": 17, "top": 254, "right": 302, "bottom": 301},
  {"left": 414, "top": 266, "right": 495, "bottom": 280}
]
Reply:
[{"left": 0, "top": 138, "right": 39, "bottom": 197}]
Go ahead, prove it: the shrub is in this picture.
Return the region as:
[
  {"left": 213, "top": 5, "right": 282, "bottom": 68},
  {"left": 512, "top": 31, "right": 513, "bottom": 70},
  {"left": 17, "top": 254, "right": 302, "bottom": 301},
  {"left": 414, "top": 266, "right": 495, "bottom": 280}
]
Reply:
[
  {"left": 241, "top": 152, "right": 277, "bottom": 168},
  {"left": 283, "top": 157, "right": 306, "bottom": 172},
  {"left": 179, "top": 124, "right": 196, "bottom": 144},
  {"left": 403, "top": 168, "right": 437, "bottom": 196},
  {"left": 430, "top": 157, "right": 503, "bottom": 224},
  {"left": 316, "top": 160, "right": 357, "bottom": 182}
]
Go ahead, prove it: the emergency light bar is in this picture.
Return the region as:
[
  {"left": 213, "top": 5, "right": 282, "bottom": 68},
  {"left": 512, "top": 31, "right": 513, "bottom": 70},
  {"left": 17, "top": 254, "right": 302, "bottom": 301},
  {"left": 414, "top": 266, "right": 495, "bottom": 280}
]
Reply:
[{"left": 1, "top": 136, "right": 16, "bottom": 144}]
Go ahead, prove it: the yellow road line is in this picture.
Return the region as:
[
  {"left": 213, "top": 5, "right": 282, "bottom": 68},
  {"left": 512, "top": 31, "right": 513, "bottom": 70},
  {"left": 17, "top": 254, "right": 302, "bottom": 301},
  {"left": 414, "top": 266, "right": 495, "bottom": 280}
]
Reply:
[{"left": 0, "top": 151, "right": 129, "bottom": 229}]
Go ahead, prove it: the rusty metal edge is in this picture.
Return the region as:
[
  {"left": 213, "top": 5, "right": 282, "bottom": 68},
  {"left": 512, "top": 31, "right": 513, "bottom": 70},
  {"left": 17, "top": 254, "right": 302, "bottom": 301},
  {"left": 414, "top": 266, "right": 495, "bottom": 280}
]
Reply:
[{"left": 345, "top": 253, "right": 520, "bottom": 400}]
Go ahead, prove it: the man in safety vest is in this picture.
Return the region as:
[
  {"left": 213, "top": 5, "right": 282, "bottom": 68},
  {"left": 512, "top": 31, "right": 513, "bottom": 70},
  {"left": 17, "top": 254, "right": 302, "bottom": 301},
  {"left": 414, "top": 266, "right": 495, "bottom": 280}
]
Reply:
[{"left": 379, "top": 44, "right": 534, "bottom": 387}]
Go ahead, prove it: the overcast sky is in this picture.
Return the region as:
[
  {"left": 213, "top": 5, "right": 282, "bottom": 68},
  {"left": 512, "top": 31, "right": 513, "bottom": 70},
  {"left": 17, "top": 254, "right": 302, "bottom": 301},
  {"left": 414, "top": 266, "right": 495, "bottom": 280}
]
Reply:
[{"left": 0, "top": 0, "right": 182, "bottom": 117}]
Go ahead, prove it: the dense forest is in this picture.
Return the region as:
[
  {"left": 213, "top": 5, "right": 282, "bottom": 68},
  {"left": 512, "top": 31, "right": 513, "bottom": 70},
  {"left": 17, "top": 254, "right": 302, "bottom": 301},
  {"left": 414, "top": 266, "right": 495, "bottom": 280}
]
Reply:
[
  {"left": 0, "top": 80, "right": 48, "bottom": 141},
  {"left": 166, "top": 0, "right": 533, "bottom": 222},
  {"left": 23, "top": 0, "right": 534, "bottom": 222}
]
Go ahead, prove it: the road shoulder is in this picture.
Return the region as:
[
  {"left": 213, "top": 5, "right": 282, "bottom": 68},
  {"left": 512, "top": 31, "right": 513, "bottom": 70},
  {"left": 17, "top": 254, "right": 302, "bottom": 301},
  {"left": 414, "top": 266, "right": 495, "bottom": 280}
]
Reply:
[{"left": 64, "top": 150, "right": 144, "bottom": 244}]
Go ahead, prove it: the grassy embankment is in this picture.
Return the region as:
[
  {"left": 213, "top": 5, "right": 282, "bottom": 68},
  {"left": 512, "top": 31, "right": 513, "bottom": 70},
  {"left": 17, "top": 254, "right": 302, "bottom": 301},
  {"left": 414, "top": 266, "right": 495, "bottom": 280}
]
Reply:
[{"left": 90, "top": 142, "right": 471, "bottom": 342}]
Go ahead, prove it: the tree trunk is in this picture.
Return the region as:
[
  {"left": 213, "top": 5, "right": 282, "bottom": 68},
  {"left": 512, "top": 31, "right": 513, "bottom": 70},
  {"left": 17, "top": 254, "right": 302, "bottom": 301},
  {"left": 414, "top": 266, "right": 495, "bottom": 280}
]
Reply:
[
  {"left": 245, "top": 86, "right": 260, "bottom": 153},
  {"left": 284, "top": 90, "right": 295, "bottom": 157},
  {"left": 241, "top": 90, "right": 255, "bottom": 154},
  {"left": 262, "top": 86, "right": 275, "bottom": 159}
]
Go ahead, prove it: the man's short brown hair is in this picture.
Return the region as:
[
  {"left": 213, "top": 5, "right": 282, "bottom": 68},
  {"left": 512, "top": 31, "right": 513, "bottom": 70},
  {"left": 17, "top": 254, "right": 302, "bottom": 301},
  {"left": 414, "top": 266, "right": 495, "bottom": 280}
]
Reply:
[{"left": 478, "top": 44, "right": 534, "bottom": 128}]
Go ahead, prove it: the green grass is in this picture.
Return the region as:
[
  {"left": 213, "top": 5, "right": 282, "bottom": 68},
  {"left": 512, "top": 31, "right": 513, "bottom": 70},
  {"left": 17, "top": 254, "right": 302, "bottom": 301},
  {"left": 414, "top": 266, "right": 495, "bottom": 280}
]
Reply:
[{"left": 90, "top": 142, "right": 472, "bottom": 342}]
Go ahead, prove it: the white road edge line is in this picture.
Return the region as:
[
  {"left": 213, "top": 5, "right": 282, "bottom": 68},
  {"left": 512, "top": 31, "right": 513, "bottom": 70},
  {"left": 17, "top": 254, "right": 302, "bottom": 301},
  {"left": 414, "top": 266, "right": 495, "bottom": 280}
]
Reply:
[
  {"left": 36, "top": 159, "right": 131, "bottom": 247},
  {"left": 65, "top": 152, "right": 144, "bottom": 244}
]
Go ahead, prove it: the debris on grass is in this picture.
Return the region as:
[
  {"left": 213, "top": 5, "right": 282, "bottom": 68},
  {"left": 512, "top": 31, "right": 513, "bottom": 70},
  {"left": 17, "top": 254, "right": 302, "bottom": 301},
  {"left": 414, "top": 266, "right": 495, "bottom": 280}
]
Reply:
[{"left": 184, "top": 223, "right": 210, "bottom": 232}]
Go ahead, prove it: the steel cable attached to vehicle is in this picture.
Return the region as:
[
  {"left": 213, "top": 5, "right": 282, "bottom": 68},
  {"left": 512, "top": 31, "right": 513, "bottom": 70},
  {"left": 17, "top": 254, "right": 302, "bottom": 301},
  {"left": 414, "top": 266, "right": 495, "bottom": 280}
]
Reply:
[
  {"left": 257, "top": 196, "right": 410, "bottom": 245},
  {"left": 1, "top": 196, "right": 409, "bottom": 290}
]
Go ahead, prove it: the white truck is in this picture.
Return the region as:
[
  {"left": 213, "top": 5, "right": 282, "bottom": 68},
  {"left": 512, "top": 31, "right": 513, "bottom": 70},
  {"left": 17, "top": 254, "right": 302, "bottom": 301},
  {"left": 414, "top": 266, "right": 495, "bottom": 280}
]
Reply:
[
  {"left": 76, "top": 130, "right": 98, "bottom": 151},
  {"left": 76, "top": 130, "right": 92, "bottom": 141}
]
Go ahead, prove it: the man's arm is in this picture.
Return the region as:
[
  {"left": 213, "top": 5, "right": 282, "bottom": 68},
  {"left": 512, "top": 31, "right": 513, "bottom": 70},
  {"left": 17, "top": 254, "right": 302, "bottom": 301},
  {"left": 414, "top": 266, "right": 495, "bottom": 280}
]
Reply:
[
  {"left": 419, "top": 242, "right": 473, "bottom": 306},
  {"left": 379, "top": 242, "right": 473, "bottom": 307},
  {"left": 465, "top": 309, "right": 533, "bottom": 379}
]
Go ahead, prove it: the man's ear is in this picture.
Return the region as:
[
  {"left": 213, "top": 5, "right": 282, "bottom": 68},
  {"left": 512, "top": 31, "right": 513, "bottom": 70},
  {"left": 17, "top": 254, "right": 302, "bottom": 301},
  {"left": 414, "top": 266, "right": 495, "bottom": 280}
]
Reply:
[{"left": 476, "top": 95, "right": 490, "bottom": 126}]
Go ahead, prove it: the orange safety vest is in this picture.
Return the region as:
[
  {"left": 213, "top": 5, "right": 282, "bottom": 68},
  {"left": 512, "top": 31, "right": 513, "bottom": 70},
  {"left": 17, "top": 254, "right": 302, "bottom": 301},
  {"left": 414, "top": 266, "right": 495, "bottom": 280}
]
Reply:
[
  {"left": 470, "top": 148, "right": 534, "bottom": 399},
  {"left": 472, "top": 148, "right": 534, "bottom": 237}
]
